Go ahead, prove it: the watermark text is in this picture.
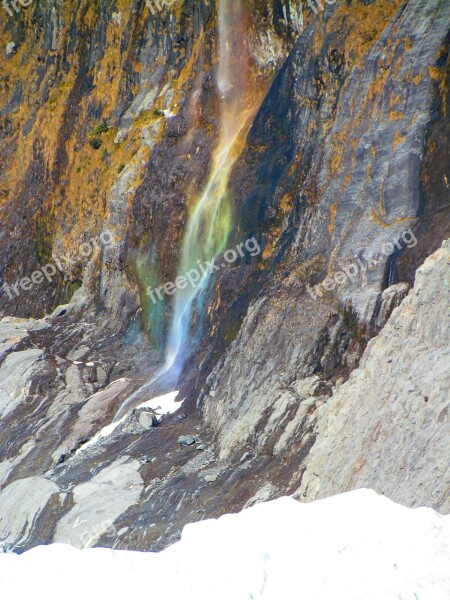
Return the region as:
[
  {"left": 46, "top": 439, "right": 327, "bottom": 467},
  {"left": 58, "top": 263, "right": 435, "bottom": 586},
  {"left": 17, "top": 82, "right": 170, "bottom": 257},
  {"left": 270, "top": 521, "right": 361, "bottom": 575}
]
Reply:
[{"left": 146, "top": 237, "right": 261, "bottom": 304}]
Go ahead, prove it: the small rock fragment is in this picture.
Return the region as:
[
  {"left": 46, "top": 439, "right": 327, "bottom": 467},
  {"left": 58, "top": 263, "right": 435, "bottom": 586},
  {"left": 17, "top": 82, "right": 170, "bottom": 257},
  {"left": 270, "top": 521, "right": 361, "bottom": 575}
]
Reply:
[{"left": 178, "top": 435, "right": 196, "bottom": 446}]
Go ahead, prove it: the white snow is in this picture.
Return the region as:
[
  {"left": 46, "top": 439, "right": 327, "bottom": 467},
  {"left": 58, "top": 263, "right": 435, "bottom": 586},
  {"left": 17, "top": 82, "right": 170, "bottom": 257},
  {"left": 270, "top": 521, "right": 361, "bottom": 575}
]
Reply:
[
  {"left": 135, "top": 389, "right": 181, "bottom": 415},
  {"left": 0, "top": 489, "right": 449, "bottom": 600},
  {"left": 78, "top": 390, "right": 181, "bottom": 451}
]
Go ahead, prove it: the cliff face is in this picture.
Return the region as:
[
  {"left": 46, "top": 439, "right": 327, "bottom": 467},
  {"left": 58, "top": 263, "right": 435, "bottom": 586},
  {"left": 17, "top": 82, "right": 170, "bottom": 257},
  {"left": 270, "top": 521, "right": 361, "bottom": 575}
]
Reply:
[
  {"left": 199, "top": 0, "right": 450, "bottom": 455},
  {"left": 0, "top": 0, "right": 449, "bottom": 553},
  {"left": 0, "top": 0, "right": 299, "bottom": 320}
]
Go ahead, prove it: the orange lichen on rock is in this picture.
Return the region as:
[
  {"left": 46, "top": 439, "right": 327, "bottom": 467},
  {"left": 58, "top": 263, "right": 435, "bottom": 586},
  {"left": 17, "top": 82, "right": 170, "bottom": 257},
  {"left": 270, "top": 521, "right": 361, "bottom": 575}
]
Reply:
[
  {"left": 327, "top": 0, "right": 405, "bottom": 67},
  {"left": 328, "top": 203, "right": 337, "bottom": 236}
]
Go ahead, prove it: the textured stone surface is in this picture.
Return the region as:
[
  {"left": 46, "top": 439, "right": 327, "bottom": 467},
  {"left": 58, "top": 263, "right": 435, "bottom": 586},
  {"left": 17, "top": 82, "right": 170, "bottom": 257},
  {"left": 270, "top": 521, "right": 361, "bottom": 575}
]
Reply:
[
  {"left": 198, "top": 0, "right": 450, "bottom": 461},
  {"left": 298, "top": 241, "right": 450, "bottom": 511},
  {"left": 0, "top": 318, "right": 37, "bottom": 360},
  {"left": 0, "top": 349, "right": 46, "bottom": 418},
  {"left": 0, "top": 477, "right": 60, "bottom": 547},
  {"left": 54, "top": 457, "right": 143, "bottom": 549}
]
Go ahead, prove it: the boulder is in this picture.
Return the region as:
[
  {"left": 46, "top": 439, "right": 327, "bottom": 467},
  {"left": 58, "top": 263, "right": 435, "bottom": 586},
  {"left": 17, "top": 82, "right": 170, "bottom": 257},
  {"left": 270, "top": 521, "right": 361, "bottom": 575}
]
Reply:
[{"left": 178, "top": 436, "right": 196, "bottom": 447}]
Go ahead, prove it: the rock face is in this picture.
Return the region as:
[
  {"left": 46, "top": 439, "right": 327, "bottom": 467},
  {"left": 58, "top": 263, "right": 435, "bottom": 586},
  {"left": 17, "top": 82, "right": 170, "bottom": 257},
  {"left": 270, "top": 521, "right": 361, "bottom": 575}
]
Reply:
[
  {"left": 198, "top": 0, "right": 450, "bottom": 460},
  {"left": 53, "top": 456, "right": 143, "bottom": 549},
  {"left": 0, "top": 477, "right": 59, "bottom": 548},
  {"left": 0, "top": 0, "right": 449, "bottom": 553},
  {"left": 299, "top": 241, "right": 450, "bottom": 510}
]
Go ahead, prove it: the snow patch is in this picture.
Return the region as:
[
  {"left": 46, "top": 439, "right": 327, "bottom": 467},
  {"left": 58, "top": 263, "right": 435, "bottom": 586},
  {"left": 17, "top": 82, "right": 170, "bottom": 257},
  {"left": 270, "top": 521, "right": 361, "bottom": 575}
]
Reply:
[
  {"left": 79, "top": 391, "right": 181, "bottom": 452},
  {"left": 1, "top": 489, "right": 449, "bottom": 599}
]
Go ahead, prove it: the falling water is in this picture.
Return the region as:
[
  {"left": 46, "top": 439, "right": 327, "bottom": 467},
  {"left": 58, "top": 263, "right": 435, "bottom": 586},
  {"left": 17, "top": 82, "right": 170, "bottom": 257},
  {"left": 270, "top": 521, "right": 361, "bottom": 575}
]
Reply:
[
  {"left": 164, "top": 0, "right": 258, "bottom": 376},
  {"left": 116, "top": 0, "right": 260, "bottom": 417}
]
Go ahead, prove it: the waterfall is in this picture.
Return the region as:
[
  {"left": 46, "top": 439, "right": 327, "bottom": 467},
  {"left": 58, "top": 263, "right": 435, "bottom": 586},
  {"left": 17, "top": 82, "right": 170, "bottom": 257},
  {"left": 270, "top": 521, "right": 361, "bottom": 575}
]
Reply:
[
  {"left": 115, "top": 0, "right": 259, "bottom": 418},
  {"left": 164, "top": 0, "right": 257, "bottom": 376}
]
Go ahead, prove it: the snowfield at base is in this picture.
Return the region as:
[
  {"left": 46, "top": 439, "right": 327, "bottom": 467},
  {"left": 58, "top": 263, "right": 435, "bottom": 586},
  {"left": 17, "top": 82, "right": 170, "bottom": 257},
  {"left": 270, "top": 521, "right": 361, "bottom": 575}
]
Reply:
[{"left": 1, "top": 489, "right": 449, "bottom": 600}]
